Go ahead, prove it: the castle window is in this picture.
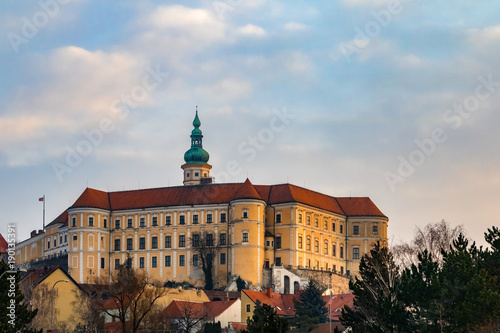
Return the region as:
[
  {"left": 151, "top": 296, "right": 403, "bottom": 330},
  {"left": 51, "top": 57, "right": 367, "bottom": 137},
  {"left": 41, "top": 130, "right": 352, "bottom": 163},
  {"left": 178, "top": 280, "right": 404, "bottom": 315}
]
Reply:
[
  {"left": 206, "top": 233, "right": 213, "bottom": 247},
  {"left": 332, "top": 222, "right": 336, "bottom": 232},
  {"left": 179, "top": 235, "right": 186, "bottom": 247},
  {"left": 193, "top": 254, "right": 198, "bottom": 266},
  {"left": 373, "top": 225, "right": 378, "bottom": 235},
  {"left": 298, "top": 214, "right": 302, "bottom": 224},
  {"left": 276, "top": 236, "right": 281, "bottom": 249},
  {"left": 220, "top": 253, "right": 226, "bottom": 265},
  {"left": 128, "top": 218, "right": 133, "bottom": 228},
  {"left": 114, "top": 239, "right": 120, "bottom": 251},
  {"left": 152, "top": 216, "right": 158, "bottom": 226},
  {"left": 193, "top": 214, "right": 199, "bottom": 224},
  {"left": 219, "top": 233, "right": 226, "bottom": 246},
  {"left": 243, "top": 210, "right": 248, "bottom": 219},
  {"left": 242, "top": 232, "right": 249, "bottom": 243},
  {"left": 127, "top": 238, "right": 133, "bottom": 251},
  {"left": 298, "top": 235, "right": 303, "bottom": 249},
  {"left": 306, "top": 237, "right": 311, "bottom": 251},
  {"left": 353, "top": 225, "right": 359, "bottom": 235},
  {"left": 60, "top": 236, "right": 62, "bottom": 244},
  {"left": 315, "top": 218, "right": 318, "bottom": 227},
  {"left": 89, "top": 216, "right": 94, "bottom": 227},
  {"left": 324, "top": 241, "right": 329, "bottom": 255},
  {"left": 140, "top": 217, "right": 145, "bottom": 228},
  {"left": 324, "top": 220, "right": 328, "bottom": 230},
  {"left": 64, "top": 235, "right": 67, "bottom": 243},
  {"left": 152, "top": 256, "right": 157, "bottom": 268},
  {"left": 139, "top": 237, "right": 145, "bottom": 250},
  {"left": 340, "top": 245, "right": 344, "bottom": 259},
  {"left": 73, "top": 235, "right": 77, "bottom": 241},
  {"left": 165, "top": 216, "right": 171, "bottom": 226},
  {"left": 314, "top": 239, "right": 319, "bottom": 252},
  {"left": 340, "top": 225, "right": 343, "bottom": 234},
  {"left": 206, "top": 213, "right": 213, "bottom": 224},
  {"left": 140, "top": 257, "right": 145, "bottom": 268},
  {"left": 152, "top": 236, "right": 158, "bottom": 249},
  {"left": 126, "top": 258, "right": 132, "bottom": 269},
  {"left": 115, "top": 219, "right": 120, "bottom": 229},
  {"left": 192, "top": 234, "right": 200, "bottom": 247},
  {"left": 194, "top": 172, "right": 199, "bottom": 178},
  {"left": 179, "top": 255, "right": 185, "bottom": 266},
  {"left": 165, "top": 255, "right": 171, "bottom": 267},
  {"left": 332, "top": 244, "right": 336, "bottom": 257},
  {"left": 186, "top": 172, "right": 190, "bottom": 178},
  {"left": 307, "top": 216, "right": 310, "bottom": 225},
  {"left": 165, "top": 235, "right": 171, "bottom": 248},
  {"left": 115, "top": 259, "right": 120, "bottom": 270},
  {"left": 47, "top": 240, "right": 50, "bottom": 249},
  {"left": 54, "top": 238, "right": 57, "bottom": 247},
  {"left": 72, "top": 216, "right": 76, "bottom": 227},
  {"left": 276, "top": 213, "right": 281, "bottom": 223},
  {"left": 220, "top": 213, "right": 227, "bottom": 223},
  {"left": 179, "top": 215, "right": 185, "bottom": 225},
  {"left": 103, "top": 218, "right": 107, "bottom": 229},
  {"left": 353, "top": 247, "right": 360, "bottom": 260},
  {"left": 276, "top": 257, "right": 282, "bottom": 266},
  {"left": 101, "top": 257, "right": 105, "bottom": 269}
]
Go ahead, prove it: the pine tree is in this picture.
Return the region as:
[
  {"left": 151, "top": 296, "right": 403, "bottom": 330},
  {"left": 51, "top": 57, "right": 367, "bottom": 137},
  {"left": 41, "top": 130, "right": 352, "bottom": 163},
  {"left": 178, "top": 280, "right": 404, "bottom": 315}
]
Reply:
[
  {"left": 0, "top": 261, "right": 40, "bottom": 333},
  {"left": 244, "top": 300, "right": 289, "bottom": 333},
  {"left": 293, "top": 279, "right": 327, "bottom": 332},
  {"left": 340, "top": 242, "right": 409, "bottom": 332}
]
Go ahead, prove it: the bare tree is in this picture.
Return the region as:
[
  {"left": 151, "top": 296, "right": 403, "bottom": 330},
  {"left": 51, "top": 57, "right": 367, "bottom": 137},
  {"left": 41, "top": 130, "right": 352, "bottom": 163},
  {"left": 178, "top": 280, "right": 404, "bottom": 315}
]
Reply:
[
  {"left": 91, "top": 264, "right": 167, "bottom": 333},
  {"left": 24, "top": 282, "right": 54, "bottom": 331},
  {"left": 70, "top": 287, "right": 104, "bottom": 333},
  {"left": 174, "top": 301, "right": 209, "bottom": 333},
  {"left": 391, "top": 220, "right": 466, "bottom": 268},
  {"left": 190, "top": 231, "right": 221, "bottom": 290}
]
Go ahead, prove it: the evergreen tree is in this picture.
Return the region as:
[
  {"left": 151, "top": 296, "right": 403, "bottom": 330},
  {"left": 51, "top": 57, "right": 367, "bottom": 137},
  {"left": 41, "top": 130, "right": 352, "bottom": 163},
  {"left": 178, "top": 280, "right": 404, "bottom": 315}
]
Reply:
[
  {"left": 0, "top": 261, "right": 40, "bottom": 333},
  {"left": 244, "top": 300, "right": 289, "bottom": 333},
  {"left": 340, "top": 242, "right": 409, "bottom": 332},
  {"left": 293, "top": 279, "right": 327, "bottom": 332}
]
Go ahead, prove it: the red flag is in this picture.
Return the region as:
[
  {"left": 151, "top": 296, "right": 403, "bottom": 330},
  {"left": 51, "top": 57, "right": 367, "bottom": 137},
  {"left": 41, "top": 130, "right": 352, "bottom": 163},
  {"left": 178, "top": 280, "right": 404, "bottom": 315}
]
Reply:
[{"left": 39, "top": 197, "right": 44, "bottom": 202}]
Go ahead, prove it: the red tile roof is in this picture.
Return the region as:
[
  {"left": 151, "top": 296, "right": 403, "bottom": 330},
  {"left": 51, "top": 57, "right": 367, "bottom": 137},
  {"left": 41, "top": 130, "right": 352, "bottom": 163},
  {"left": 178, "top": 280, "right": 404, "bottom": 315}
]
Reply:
[
  {"left": 45, "top": 210, "right": 68, "bottom": 227},
  {"left": 204, "top": 299, "right": 238, "bottom": 317},
  {"left": 243, "top": 289, "right": 297, "bottom": 317},
  {"left": 0, "top": 233, "right": 8, "bottom": 253},
  {"left": 336, "top": 197, "right": 386, "bottom": 217},
  {"left": 69, "top": 182, "right": 386, "bottom": 218},
  {"left": 233, "top": 178, "right": 264, "bottom": 201},
  {"left": 164, "top": 300, "right": 209, "bottom": 319},
  {"left": 231, "top": 322, "right": 247, "bottom": 332},
  {"left": 323, "top": 293, "right": 354, "bottom": 321}
]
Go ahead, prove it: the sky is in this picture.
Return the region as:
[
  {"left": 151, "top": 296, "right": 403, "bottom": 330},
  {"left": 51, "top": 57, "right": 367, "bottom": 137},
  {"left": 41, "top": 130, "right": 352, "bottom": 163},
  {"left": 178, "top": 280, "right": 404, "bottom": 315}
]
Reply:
[{"left": 1, "top": 0, "right": 499, "bottom": 247}]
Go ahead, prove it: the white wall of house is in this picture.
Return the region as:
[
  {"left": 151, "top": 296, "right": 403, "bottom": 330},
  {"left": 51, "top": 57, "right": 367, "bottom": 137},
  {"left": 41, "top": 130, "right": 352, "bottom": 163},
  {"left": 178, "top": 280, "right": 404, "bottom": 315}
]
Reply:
[{"left": 215, "top": 299, "right": 241, "bottom": 328}]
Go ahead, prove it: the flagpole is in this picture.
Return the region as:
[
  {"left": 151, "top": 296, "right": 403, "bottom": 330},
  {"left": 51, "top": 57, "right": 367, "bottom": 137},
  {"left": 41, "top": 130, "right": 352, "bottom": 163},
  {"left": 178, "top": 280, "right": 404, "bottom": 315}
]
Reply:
[{"left": 42, "top": 195, "right": 45, "bottom": 229}]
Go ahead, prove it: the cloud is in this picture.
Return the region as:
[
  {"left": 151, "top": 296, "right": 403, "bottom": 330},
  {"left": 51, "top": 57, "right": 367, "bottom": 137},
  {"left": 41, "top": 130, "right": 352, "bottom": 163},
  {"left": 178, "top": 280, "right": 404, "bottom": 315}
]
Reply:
[
  {"left": 283, "top": 22, "right": 308, "bottom": 32},
  {"left": 236, "top": 24, "right": 267, "bottom": 37},
  {"left": 0, "top": 46, "right": 150, "bottom": 166},
  {"left": 468, "top": 25, "right": 500, "bottom": 47},
  {"left": 195, "top": 78, "right": 252, "bottom": 101}
]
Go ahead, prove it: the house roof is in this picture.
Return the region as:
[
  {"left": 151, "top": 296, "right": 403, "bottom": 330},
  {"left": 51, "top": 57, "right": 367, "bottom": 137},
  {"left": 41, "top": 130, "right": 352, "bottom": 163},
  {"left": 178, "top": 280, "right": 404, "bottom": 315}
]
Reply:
[
  {"left": 163, "top": 299, "right": 237, "bottom": 319},
  {"left": 164, "top": 300, "right": 208, "bottom": 319},
  {"left": 231, "top": 322, "right": 247, "bottom": 332},
  {"left": 20, "top": 266, "right": 82, "bottom": 292},
  {"left": 0, "top": 233, "right": 8, "bottom": 253},
  {"left": 323, "top": 293, "right": 354, "bottom": 321},
  {"left": 68, "top": 182, "right": 386, "bottom": 219},
  {"left": 204, "top": 299, "right": 238, "bottom": 317},
  {"left": 242, "top": 289, "right": 297, "bottom": 317},
  {"left": 45, "top": 210, "right": 68, "bottom": 228}
]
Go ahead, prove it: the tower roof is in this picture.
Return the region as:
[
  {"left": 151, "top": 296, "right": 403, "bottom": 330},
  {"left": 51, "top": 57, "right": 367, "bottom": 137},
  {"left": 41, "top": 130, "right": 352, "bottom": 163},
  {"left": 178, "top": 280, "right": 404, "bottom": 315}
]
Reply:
[
  {"left": 184, "top": 109, "right": 210, "bottom": 164},
  {"left": 232, "top": 178, "right": 264, "bottom": 201}
]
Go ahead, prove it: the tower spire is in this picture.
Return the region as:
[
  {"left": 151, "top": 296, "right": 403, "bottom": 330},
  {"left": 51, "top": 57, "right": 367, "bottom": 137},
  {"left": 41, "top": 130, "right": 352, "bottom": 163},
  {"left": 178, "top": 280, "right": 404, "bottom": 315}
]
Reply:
[{"left": 181, "top": 107, "right": 212, "bottom": 185}]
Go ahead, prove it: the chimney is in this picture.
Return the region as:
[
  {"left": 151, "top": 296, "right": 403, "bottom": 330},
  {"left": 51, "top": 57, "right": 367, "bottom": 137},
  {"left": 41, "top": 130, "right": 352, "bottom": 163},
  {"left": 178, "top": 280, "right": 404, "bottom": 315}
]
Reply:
[
  {"left": 31, "top": 230, "right": 36, "bottom": 238},
  {"left": 266, "top": 287, "right": 272, "bottom": 298},
  {"left": 38, "top": 229, "right": 43, "bottom": 235}
]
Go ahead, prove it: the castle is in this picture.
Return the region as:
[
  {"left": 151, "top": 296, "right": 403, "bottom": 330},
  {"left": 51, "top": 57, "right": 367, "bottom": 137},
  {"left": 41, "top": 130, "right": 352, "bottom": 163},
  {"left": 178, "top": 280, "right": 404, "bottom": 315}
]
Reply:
[{"left": 16, "top": 111, "right": 388, "bottom": 289}]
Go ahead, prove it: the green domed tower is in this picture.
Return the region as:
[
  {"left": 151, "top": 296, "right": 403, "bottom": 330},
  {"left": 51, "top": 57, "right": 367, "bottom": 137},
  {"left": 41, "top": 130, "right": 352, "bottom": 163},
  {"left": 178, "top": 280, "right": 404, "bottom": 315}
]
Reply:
[{"left": 181, "top": 108, "right": 212, "bottom": 185}]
